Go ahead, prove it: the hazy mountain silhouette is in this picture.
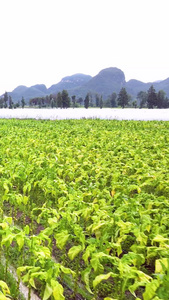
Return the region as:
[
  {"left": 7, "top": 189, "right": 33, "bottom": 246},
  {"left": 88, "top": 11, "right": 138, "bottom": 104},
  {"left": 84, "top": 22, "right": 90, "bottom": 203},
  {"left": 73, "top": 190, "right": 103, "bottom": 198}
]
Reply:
[
  {"left": 2, "top": 67, "right": 169, "bottom": 102},
  {"left": 48, "top": 74, "right": 92, "bottom": 95}
]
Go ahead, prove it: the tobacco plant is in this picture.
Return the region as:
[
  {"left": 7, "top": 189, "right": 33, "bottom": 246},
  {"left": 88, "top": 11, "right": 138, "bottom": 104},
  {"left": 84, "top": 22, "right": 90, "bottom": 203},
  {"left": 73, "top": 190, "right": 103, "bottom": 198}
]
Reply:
[{"left": 0, "top": 119, "right": 169, "bottom": 299}]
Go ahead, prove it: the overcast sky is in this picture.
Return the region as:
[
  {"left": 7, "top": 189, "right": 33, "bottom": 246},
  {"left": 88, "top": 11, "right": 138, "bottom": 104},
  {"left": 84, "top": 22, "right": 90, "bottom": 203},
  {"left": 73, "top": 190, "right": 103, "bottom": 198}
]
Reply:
[{"left": 0, "top": 0, "right": 169, "bottom": 95}]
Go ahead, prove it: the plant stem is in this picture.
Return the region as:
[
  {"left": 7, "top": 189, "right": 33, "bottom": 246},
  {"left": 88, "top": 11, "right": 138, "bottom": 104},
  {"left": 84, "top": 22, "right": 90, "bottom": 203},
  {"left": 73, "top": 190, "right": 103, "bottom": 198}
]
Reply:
[
  {"left": 5, "top": 247, "right": 9, "bottom": 281},
  {"left": 73, "top": 254, "right": 81, "bottom": 299},
  {"left": 28, "top": 284, "right": 31, "bottom": 300}
]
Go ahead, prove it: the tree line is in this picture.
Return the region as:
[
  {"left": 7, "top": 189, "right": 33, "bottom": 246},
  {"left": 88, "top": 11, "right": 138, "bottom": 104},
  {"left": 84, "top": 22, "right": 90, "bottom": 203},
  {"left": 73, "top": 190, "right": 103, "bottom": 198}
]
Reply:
[
  {"left": 29, "top": 86, "right": 169, "bottom": 109},
  {"left": 29, "top": 90, "right": 71, "bottom": 108},
  {"left": 108, "top": 85, "right": 169, "bottom": 109},
  {"left": 0, "top": 85, "right": 169, "bottom": 109},
  {"left": 0, "top": 92, "right": 26, "bottom": 109}
]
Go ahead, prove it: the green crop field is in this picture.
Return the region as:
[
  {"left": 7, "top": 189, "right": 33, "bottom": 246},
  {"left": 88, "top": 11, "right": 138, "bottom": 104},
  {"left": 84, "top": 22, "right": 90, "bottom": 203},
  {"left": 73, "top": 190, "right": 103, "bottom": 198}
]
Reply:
[{"left": 0, "top": 119, "right": 169, "bottom": 300}]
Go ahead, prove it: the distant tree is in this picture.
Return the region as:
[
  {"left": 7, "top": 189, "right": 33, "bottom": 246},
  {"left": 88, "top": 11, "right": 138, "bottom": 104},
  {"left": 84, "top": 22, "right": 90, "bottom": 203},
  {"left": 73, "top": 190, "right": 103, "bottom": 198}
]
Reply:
[
  {"left": 57, "top": 92, "right": 63, "bottom": 108},
  {"left": 117, "top": 87, "right": 129, "bottom": 108},
  {"left": 0, "top": 98, "right": 4, "bottom": 108},
  {"left": 77, "top": 97, "right": 83, "bottom": 106},
  {"left": 132, "top": 100, "right": 137, "bottom": 108},
  {"left": 147, "top": 85, "right": 157, "bottom": 108},
  {"left": 21, "top": 96, "right": 26, "bottom": 108},
  {"left": 8, "top": 96, "right": 13, "bottom": 109},
  {"left": 54, "top": 95, "right": 58, "bottom": 108},
  {"left": 14, "top": 101, "right": 20, "bottom": 108},
  {"left": 99, "top": 96, "right": 103, "bottom": 109},
  {"left": 163, "top": 96, "right": 169, "bottom": 108},
  {"left": 45, "top": 95, "right": 50, "bottom": 106},
  {"left": 137, "top": 91, "right": 148, "bottom": 108},
  {"left": 157, "top": 90, "right": 166, "bottom": 108},
  {"left": 51, "top": 98, "right": 54, "bottom": 108},
  {"left": 4, "top": 92, "right": 8, "bottom": 108},
  {"left": 89, "top": 93, "right": 93, "bottom": 107},
  {"left": 62, "top": 90, "right": 70, "bottom": 108},
  {"left": 71, "top": 95, "right": 76, "bottom": 108},
  {"left": 49, "top": 94, "right": 57, "bottom": 108},
  {"left": 165, "top": 97, "right": 169, "bottom": 108},
  {"left": 41, "top": 97, "right": 45, "bottom": 107},
  {"left": 109, "top": 92, "right": 117, "bottom": 107},
  {"left": 95, "top": 94, "right": 100, "bottom": 107},
  {"left": 29, "top": 98, "right": 33, "bottom": 107},
  {"left": 84, "top": 93, "right": 90, "bottom": 109},
  {"left": 38, "top": 98, "right": 42, "bottom": 108},
  {"left": 29, "top": 97, "right": 38, "bottom": 106}
]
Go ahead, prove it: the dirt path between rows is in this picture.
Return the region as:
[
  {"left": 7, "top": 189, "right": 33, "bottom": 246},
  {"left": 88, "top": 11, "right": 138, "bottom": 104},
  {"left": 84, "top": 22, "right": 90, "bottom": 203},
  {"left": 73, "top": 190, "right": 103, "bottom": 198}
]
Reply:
[{"left": 1, "top": 255, "right": 41, "bottom": 300}]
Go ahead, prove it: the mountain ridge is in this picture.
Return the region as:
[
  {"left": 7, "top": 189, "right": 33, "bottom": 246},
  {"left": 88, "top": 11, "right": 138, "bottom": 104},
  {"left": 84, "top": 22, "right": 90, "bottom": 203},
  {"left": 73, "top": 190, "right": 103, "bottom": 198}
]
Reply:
[{"left": 1, "top": 67, "right": 169, "bottom": 103}]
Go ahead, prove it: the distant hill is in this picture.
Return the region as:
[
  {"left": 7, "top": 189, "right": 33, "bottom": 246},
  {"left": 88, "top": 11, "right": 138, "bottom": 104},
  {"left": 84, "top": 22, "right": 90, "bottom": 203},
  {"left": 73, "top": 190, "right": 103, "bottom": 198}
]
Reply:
[
  {"left": 82, "top": 67, "right": 125, "bottom": 98},
  {"left": 48, "top": 74, "right": 92, "bottom": 96},
  {"left": 7, "top": 84, "right": 48, "bottom": 102},
  {"left": 125, "top": 78, "right": 169, "bottom": 98},
  {"left": 62, "top": 67, "right": 126, "bottom": 99},
  {"left": 1, "top": 67, "right": 169, "bottom": 103},
  {"left": 154, "top": 78, "right": 169, "bottom": 95},
  {"left": 125, "top": 80, "right": 152, "bottom": 97}
]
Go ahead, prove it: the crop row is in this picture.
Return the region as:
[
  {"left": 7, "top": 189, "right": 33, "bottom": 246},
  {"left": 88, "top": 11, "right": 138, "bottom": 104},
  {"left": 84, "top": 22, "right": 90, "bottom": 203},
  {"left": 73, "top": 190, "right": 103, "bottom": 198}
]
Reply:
[{"left": 0, "top": 119, "right": 169, "bottom": 300}]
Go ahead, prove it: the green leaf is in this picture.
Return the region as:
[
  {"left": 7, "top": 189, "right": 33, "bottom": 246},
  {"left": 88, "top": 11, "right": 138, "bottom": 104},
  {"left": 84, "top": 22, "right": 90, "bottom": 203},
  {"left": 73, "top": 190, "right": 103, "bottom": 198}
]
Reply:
[
  {"left": 104, "top": 298, "right": 118, "bottom": 300},
  {"left": 0, "top": 281, "right": 10, "bottom": 295},
  {"left": 4, "top": 217, "right": 12, "bottom": 225},
  {"left": 68, "top": 245, "right": 82, "bottom": 261},
  {"left": 129, "top": 280, "right": 150, "bottom": 297},
  {"left": 17, "top": 266, "right": 39, "bottom": 277},
  {"left": 90, "top": 257, "right": 104, "bottom": 274},
  {"left": 23, "top": 182, "right": 31, "bottom": 194},
  {"left": 31, "top": 271, "right": 47, "bottom": 281},
  {"left": 43, "top": 283, "right": 53, "bottom": 300},
  {"left": 155, "top": 258, "right": 169, "bottom": 273},
  {"left": 51, "top": 280, "right": 65, "bottom": 300},
  {"left": 29, "top": 277, "right": 36, "bottom": 289},
  {"left": 93, "top": 272, "right": 116, "bottom": 288},
  {"left": 111, "top": 242, "right": 122, "bottom": 256},
  {"left": 82, "top": 248, "right": 90, "bottom": 265},
  {"left": 36, "top": 246, "right": 51, "bottom": 258},
  {"left": 121, "top": 252, "right": 145, "bottom": 267},
  {"left": 143, "top": 279, "right": 160, "bottom": 300},
  {"left": 82, "top": 267, "right": 93, "bottom": 294},
  {"left": 23, "top": 195, "right": 29, "bottom": 205},
  {"left": 3, "top": 183, "right": 9, "bottom": 194},
  {"left": 0, "top": 223, "right": 8, "bottom": 230},
  {"left": 82, "top": 244, "right": 96, "bottom": 265},
  {"left": 22, "top": 273, "right": 30, "bottom": 284},
  {"left": 15, "top": 233, "right": 24, "bottom": 250},
  {"left": 1, "top": 233, "right": 15, "bottom": 248},
  {"left": 152, "top": 235, "right": 168, "bottom": 244},
  {"left": 24, "top": 225, "right": 30, "bottom": 235},
  {"left": 48, "top": 217, "right": 58, "bottom": 227},
  {"left": 135, "top": 270, "right": 152, "bottom": 282},
  {"left": 135, "top": 230, "right": 148, "bottom": 246},
  {"left": 92, "top": 222, "right": 106, "bottom": 232},
  {"left": 55, "top": 231, "right": 69, "bottom": 250},
  {"left": 60, "top": 265, "right": 75, "bottom": 277},
  {"left": 0, "top": 291, "right": 8, "bottom": 300},
  {"left": 17, "top": 266, "right": 30, "bottom": 277}
]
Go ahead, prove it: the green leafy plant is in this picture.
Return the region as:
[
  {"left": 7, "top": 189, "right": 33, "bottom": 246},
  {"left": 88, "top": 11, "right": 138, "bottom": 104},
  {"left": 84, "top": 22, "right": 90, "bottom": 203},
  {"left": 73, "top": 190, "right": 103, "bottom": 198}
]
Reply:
[{"left": 0, "top": 119, "right": 169, "bottom": 299}]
